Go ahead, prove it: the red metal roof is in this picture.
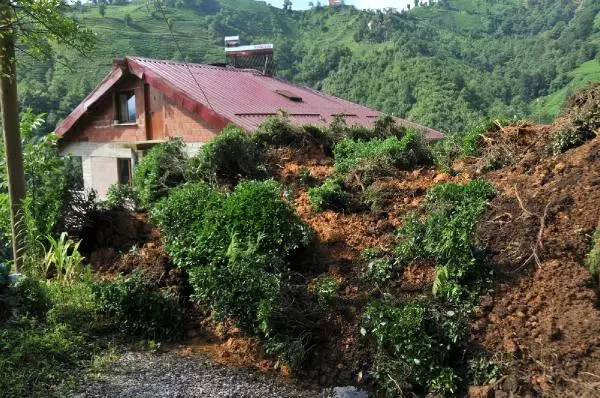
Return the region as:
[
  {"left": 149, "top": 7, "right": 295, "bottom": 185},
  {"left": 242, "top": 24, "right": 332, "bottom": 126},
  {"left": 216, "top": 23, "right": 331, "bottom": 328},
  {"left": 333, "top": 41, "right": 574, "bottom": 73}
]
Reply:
[{"left": 56, "top": 57, "right": 444, "bottom": 140}]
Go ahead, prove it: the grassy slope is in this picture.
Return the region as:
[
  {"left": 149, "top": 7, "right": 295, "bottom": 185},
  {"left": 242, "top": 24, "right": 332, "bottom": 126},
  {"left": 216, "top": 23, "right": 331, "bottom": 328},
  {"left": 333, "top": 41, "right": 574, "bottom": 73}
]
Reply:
[
  {"left": 533, "top": 59, "right": 600, "bottom": 118},
  {"left": 17, "top": 0, "right": 600, "bottom": 131}
]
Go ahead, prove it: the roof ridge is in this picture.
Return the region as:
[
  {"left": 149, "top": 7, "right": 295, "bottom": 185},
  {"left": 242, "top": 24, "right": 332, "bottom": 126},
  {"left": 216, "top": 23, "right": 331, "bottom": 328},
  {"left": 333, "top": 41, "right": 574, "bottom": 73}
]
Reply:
[{"left": 126, "top": 56, "right": 262, "bottom": 74}]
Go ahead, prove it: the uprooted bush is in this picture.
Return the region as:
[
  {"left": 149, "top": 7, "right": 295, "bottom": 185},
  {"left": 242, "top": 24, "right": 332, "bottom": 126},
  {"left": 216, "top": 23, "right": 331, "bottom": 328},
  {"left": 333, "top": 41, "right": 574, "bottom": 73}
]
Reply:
[
  {"left": 363, "top": 299, "right": 467, "bottom": 396},
  {"left": 333, "top": 130, "right": 432, "bottom": 186},
  {"left": 551, "top": 83, "right": 600, "bottom": 155},
  {"left": 187, "top": 125, "right": 263, "bottom": 185},
  {"left": 432, "top": 118, "right": 512, "bottom": 173},
  {"left": 151, "top": 180, "right": 316, "bottom": 366},
  {"left": 395, "top": 180, "right": 495, "bottom": 300},
  {"left": 307, "top": 177, "right": 348, "bottom": 212},
  {"left": 133, "top": 138, "right": 187, "bottom": 208}
]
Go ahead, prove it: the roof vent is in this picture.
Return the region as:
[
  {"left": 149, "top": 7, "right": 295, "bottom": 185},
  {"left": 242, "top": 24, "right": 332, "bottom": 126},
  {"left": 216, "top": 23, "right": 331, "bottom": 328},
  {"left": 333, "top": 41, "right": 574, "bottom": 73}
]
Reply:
[{"left": 276, "top": 89, "right": 302, "bottom": 102}]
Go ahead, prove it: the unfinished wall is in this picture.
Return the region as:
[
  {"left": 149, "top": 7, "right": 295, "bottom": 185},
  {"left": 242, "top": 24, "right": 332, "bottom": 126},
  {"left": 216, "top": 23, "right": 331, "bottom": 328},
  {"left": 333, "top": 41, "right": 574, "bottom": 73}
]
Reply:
[{"left": 64, "top": 76, "right": 219, "bottom": 145}]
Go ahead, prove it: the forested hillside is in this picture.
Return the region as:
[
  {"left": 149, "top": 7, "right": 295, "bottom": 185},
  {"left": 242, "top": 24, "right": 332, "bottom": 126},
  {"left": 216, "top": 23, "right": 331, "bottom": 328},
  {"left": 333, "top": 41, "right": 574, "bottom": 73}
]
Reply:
[{"left": 18, "top": 0, "right": 600, "bottom": 133}]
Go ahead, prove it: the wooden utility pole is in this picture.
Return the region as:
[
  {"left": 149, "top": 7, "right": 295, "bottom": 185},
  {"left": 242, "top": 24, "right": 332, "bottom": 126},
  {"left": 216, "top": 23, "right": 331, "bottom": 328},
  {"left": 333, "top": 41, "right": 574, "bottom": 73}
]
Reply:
[{"left": 0, "top": 0, "right": 26, "bottom": 271}]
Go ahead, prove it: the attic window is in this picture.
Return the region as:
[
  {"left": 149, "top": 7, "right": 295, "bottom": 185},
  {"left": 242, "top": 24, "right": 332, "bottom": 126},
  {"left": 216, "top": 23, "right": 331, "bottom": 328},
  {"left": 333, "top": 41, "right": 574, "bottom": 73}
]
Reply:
[
  {"left": 116, "top": 91, "right": 136, "bottom": 123},
  {"left": 276, "top": 89, "right": 303, "bottom": 102}
]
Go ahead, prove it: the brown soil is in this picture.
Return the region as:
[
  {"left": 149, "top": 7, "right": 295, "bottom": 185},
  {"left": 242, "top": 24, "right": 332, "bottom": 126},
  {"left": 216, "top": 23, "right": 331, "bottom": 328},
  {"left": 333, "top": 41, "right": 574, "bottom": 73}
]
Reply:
[
  {"left": 472, "top": 130, "right": 600, "bottom": 396},
  {"left": 82, "top": 124, "right": 600, "bottom": 395}
]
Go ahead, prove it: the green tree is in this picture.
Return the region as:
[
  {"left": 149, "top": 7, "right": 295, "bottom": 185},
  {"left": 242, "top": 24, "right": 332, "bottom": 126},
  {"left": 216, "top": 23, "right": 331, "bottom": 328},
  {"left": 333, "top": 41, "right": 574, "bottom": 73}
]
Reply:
[
  {"left": 0, "top": 0, "right": 94, "bottom": 269},
  {"left": 283, "top": 0, "right": 292, "bottom": 11},
  {"left": 99, "top": 2, "right": 106, "bottom": 16}
]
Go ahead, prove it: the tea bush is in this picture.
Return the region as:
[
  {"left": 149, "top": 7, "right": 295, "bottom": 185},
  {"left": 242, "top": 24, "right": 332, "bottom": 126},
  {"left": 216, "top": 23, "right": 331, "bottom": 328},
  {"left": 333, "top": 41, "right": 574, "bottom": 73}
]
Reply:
[
  {"left": 549, "top": 126, "right": 596, "bottom": 155},
  {"left": 587, "top": 229, "right": 600, "bottom": 277},
  {"left": 395, "top": 180, "right": 495, "bottom": 300},
  {"left": 133, "top": 138, "right": 187, "bottom": 208},
  {"left": 333, "top": 130, "right": 431, "bottom": 185},
  {"left": 187, "top": 125, "right": 263, "bottom": 185},
  {"left": 363, "top": 299, "right": 465, "bottom": 395},
  {"left": 253, "top": 116, "right": 305, "bottom": 147},
  {"left": 310, "top": 275, "right": 338, "bottom": 306},
  {"left": 105, "top": 183, "right": 139, "bottom": 210},
  {"left": 551, "top": 83, "right": 600, "bottom": 154},
  {"left": 152, "top": 179, "right": 313, "bottom": 365},
  {"left": 307, "top": 177, "right": 348, "bottom": 212},
  {"left": 92, "top": 272, "right": 185, "bottom": 339}
]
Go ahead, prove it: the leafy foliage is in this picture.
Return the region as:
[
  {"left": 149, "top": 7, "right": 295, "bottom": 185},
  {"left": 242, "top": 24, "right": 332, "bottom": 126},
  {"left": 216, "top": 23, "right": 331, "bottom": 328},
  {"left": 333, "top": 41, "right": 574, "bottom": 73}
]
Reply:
[
  {"left": 310, "top": 275, "right": 337, "bottom": 306},
  {"left": 468, "top": 357, "right": 502, "bottom": 386},
  {"left": 42, "top": 232, "right": 86, "bottom": 284},
  {"left": 307, "top": 177, "right": 348, "bottom": 212},
  {"left": 9, "top": 277, "right": 52, "bottom": 320},
  {"left": 333, "top": 130, "right": 431, "bottom": 185},
  {"left": 363, "top": 299, "right": 465, "bottom": 395},
  {"left": 0, "top": 111, "right": 70, "bottom": 262},
  {"left": 151, "top": 180, "right": 313, "bottom": 365},
  {"left": 105, "top": 183, "right": 139, "bottom": 210},
  {"left": 133, "top": 138, "right": 187, "bottom": 208},
  {"left": 92, "top": 272, "right": 185, "bottom": 339},
  {"left": 396, "top": 180, "right": 495, "bottom": 300},
  {"left": 187, "top": 126, "right": 263, "bottom": 185},
  {"left": 587, "top": 229, "right": 600, "bottom": 277}
]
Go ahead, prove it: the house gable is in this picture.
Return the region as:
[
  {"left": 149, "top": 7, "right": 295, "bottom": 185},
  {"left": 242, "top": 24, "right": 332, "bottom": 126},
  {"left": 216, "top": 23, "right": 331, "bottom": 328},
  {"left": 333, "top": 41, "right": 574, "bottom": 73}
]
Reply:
[{"left": 64, "top": 74, "right": 218, "bottom": 144}]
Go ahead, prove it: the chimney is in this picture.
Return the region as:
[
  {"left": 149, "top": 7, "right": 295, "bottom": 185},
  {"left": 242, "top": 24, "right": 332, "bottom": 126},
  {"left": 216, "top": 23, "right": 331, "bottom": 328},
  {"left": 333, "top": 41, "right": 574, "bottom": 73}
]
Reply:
[{"left": 224, "top": 36, "right": 275, "bottom": 76}]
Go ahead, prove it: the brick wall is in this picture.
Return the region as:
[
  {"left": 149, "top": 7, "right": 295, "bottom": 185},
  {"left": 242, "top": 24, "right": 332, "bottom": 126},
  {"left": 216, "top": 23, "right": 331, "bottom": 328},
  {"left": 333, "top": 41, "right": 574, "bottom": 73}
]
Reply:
[{"left": 65, "top": 75, "right": 218, "bottom": 144}]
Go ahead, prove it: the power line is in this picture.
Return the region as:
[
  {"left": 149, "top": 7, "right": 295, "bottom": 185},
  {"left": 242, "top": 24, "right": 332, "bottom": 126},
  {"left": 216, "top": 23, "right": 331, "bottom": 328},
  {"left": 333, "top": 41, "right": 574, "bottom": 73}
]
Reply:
[{"left": 153, "top": 0, "right": 216, "bottom": 113}]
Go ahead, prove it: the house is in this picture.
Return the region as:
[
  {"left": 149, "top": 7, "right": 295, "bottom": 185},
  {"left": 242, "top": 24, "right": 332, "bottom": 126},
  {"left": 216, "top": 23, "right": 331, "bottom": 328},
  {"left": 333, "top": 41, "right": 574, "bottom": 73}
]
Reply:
[
  {"left": 56, "top": 56, "right": 443, "bottom": 197},
  {"left": 329, "top": 0, "right": 343, "bottom": 6}
]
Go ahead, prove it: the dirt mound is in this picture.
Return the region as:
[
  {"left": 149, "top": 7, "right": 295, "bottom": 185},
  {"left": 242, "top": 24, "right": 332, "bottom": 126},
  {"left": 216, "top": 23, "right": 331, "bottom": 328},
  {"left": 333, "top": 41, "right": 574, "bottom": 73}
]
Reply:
[{"left": 472, "top": 133, "right": 600, "bottom": 395}]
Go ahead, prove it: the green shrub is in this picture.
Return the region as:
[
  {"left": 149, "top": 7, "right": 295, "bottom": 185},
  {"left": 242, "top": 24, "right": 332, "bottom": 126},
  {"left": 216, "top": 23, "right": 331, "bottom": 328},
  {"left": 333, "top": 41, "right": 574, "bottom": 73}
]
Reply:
[
  {"left": 587, "top": 229, "right": 600, "bottom": 276},
  {"left": 307, "top": 177, "right": 348, "bottom": 212},
  {"left": 395, "top": 180, "right": 495, "bottom": 300},
  {"left": 9, "top": 277, "right": 52, "bottom": 319},
  {"left": 360, "top": 183, "right": 389, "bottom": 211},
  {"left": 92, "top": 272, "right": 185, "bottom": 339},
  {"left": 333, "top": 131, "right": 431, "bottom": 185},
  {"left": 468, "top": 357, "right": 502, "bottom": 386},
  {"left": 549, "top": 126, "right": 596, "bottom": 155},
  {"left": 310, "top": 275, "right": 338, "bottom": 306},
  {"left": 551, "top": 83, "right": 600, "bottom": 155},
  {"left": 363, "top": 299, "right": 463, "bottom": 395},
  {"left": 459, "top": 118, "right": 510, "bottom": 157},
  {"left": 364, "top": 257, "right": 394, "bottom": 286},
  {"left": 252, "top": 116, "right": 305, "bottom": 147},
  {"left": 105, "top": 183, "right": 139, "bottom": 210},
  {"left": 133, "top": 138, "right": 187, "bottom": 208},
  {"left": 152, "top": 179, "right": 314, "bottom": 365},
  {"left": 0, "top": 317, "right": 90, "bottom": 396},
  {"left": 187, "top": 125, "right": 262, "bottom": 185}
]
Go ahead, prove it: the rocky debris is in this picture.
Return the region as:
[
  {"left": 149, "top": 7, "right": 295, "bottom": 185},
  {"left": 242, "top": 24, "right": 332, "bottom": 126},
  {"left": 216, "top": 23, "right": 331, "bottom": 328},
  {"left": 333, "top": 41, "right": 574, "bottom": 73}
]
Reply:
[{"left": 72, "top": 351, "right": 326, "bottom": 398}]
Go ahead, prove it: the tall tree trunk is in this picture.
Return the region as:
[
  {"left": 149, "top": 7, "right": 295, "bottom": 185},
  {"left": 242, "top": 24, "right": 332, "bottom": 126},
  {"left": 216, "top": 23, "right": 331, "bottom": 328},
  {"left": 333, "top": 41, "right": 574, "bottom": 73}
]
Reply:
[{"left": 0, "top": 0, "right": 25, "bottom": 271}]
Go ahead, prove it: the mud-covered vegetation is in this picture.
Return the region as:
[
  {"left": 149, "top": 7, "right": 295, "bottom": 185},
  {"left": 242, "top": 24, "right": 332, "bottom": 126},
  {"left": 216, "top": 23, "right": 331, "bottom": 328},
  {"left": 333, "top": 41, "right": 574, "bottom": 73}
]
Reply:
[{"left": 2, "top": 83, "right": 600, "bottom": 396}]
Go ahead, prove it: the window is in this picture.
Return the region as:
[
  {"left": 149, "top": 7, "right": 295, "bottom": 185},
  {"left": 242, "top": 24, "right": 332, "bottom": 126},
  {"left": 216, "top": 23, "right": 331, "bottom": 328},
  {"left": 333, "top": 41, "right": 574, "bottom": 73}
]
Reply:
[
  {"left": 117, "top": 158, "right": 132, "bottom": 185},
  {"left": 116, "top": 91, "right": 136, "bottom": 123}
]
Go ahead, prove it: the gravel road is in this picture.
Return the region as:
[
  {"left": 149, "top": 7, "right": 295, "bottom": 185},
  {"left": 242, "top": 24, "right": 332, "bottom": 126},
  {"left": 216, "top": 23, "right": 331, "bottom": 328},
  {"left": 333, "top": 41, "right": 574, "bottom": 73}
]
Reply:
[{"left": 72, "top": 351, "right": 330, "bottom": 398}]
